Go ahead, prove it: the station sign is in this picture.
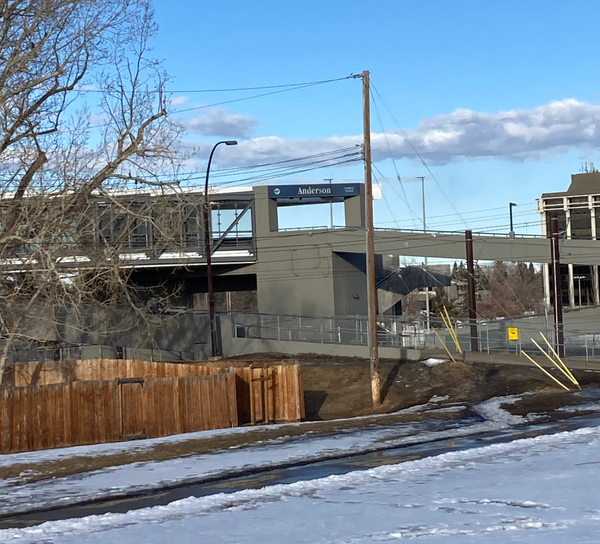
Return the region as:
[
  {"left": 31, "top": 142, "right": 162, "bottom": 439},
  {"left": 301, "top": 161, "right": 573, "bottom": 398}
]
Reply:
[{"left": 267, "top": 184, "right": 361, "bottom": 199}]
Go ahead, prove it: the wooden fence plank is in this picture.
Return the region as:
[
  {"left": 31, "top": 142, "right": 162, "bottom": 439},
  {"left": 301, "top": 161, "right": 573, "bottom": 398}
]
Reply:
[
  {"left": 120, "top": 381, "right": 145, "bottom": 439},
  {"left": 0, "top": 388, "right": 12, "bottom": 452}
]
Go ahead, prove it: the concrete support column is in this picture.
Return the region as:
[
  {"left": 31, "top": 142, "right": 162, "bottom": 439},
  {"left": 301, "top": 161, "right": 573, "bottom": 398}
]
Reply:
[
  {"left": 565, "top": 209, "right": 575, "bottom": 309},
  {"left": 568, "top": 266, "right": 576, "bottom": 308},
  {"left": 543, "top": 263, "right": 551, "bottom": 311},
  {"left": 344, "top": 193, "right": 365, "bottom": 228},
  {"left": 591, "top": 207, "right": 600, "bottom": 305}
]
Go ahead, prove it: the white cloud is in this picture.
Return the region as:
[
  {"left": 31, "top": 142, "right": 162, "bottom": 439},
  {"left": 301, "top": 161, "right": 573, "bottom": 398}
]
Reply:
[
  {"left": 199, "top": 98, "right": 600, "bottom": 167},
  {"left": 183, "top": 108, "right": 259, "bottom": 138},
  {"left": 170, "top": 96, "right": 188, "bottom": 107}
]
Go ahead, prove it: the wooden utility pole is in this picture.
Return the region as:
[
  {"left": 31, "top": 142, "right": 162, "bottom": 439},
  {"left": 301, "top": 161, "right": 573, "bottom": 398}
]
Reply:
[
  {"left": 360, "top": 70, "right": 381, "bottom": 407},
  {"left": 465, "top": 230, "right": 479, "bottom": 352}
]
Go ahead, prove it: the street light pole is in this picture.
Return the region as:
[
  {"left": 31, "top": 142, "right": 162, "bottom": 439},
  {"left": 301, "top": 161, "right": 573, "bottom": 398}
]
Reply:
[
  {"left": 204, "top": 140, "right": 238, "bottom": 358},
  {"left": 509, "top": 202, "right": 517, "bottom": 238}
]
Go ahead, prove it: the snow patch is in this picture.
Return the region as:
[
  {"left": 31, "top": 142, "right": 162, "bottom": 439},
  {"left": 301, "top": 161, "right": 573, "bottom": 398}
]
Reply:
[
  {"left": 473, "top": 395, "right": 527, "bottom": 426},
  {"left": 422, "top": 358, "right": 448, "bottom": 367}
]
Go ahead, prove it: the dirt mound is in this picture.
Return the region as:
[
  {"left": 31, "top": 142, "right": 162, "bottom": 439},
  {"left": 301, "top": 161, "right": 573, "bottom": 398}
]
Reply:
[{"left": 302, "top": 357, "right": 589, "bottom": 420}]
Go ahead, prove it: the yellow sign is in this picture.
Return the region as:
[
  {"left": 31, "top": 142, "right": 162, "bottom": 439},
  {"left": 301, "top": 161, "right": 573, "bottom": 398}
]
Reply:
[{"left": 508, "top": 327, "right": 519, "bottom": 341}]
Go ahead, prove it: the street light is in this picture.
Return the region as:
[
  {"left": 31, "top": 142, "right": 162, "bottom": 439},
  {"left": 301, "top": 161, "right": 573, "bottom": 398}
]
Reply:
[
  {"left": 509, "top": 202, "right": 517, "bottom": 238},
  {"left": 204, "top": 140, "right": 237, "bottom": 358}
]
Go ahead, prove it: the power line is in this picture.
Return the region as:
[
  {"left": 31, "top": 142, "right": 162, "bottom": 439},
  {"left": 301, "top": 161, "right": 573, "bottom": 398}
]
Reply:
[
  {"left": 76, "top": 76, "right": 355, "bottom": 95},
  {"left": 370, "top": 80, "right": 469, "bottom": 229},
  {"left": 369, "top": 88, "right": 419, "bottom": 229},
  {"left": 173, "top": 77, "right": 355, "bottom": 115}
]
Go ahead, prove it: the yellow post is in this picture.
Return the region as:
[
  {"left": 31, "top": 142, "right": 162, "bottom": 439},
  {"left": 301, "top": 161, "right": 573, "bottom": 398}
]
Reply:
[
  {"left": 539, "top": 332, "right": 580, "bottom": 388},
  {"left": 432, "top": 327, "right": 456, "bottom": 363},
  {"left": 531, "top": 338, "right": 578, "bottom": 387},
  {"left": 522, "top": 351, "right": 570, "bottom": 391},
  {"left": 441, "top": 306, "right": 462, "bottom": 354}
]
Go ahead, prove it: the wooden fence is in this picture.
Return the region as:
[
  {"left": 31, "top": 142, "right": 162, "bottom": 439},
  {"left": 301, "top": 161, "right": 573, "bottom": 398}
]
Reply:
[
  {"left": 212, "top": 362, "right": 305, "bottom": 425},
  {"left": 9, "top": 359, "right": 225, "bottom": 386},
  {"left": 0, "top": 373, "right": 237, "bottom": 454},
  {"left": 0, "top": 359, "right": 304, "bottom": 453}
]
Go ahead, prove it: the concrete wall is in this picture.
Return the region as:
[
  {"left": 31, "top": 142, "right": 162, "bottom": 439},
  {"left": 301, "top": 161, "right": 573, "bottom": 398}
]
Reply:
[
  {"left": 10, "top": 305, "right": 210, "bottom": 360},
  {"left": 332, "top": 252, "right": 368, "bottom": 315},
  {"left": 218, "top": 317, "right": 421, "bottom": 361}
]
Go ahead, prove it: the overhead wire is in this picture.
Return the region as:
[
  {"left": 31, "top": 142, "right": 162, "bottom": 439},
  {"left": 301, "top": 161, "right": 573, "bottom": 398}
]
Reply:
[
  {"left": 369, "top": 87, "right": 419, "bottom": 229},
  {"left": 370, "top": 80, "right": 469, "bottom": 229},
  {"left": 76, "top": 76, "right": 355, "bottom": 95},
  {"left": 173, "top": 77, "right": 355, "bottom": 115}
]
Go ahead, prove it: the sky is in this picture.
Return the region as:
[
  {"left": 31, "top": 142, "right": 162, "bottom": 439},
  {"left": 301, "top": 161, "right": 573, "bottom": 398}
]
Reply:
[{"left": 147, "top": 0, "right": 600, "bottom": 237}]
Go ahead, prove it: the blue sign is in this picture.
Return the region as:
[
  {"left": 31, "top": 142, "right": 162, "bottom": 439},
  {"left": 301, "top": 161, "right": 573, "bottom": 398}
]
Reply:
[{"left": 268, "top": 184, "right": 361, "bottom": 199}]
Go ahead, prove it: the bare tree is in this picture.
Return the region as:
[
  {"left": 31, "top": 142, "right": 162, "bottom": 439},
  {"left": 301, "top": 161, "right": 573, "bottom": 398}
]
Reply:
[{"left": 0, "top": 0, "right": 189, "bottom": 378}]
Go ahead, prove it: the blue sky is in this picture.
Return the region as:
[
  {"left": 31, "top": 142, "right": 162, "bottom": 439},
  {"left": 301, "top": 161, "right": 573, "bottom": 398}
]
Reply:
[{"left": 149, "top": 0, "right": 600, "bottom": 235}]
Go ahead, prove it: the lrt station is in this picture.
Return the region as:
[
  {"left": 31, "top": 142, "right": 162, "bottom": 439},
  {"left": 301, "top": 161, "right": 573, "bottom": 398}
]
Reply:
[
  {"left": 14, "top": 177, "right": 600, "bottom": 361},
  {"left": 120, "top": 177, "right": 600, "bottom": 357},
  {"left": 129, "top": 182, "right": 450, "bottom": 320},
  {"left": 126, "top": 179, "right": 600, "bottom": 316}
]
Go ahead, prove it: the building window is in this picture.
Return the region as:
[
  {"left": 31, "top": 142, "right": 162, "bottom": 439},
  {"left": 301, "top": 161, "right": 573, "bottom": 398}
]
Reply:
[{"left": 570, "top": 209, "right": 592, "bottom": 239}]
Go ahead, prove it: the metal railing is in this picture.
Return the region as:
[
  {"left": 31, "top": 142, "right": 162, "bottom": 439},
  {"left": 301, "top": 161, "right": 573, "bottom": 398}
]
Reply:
[{"left": 231, "top": 311, "right": 600, "bottom": 361}]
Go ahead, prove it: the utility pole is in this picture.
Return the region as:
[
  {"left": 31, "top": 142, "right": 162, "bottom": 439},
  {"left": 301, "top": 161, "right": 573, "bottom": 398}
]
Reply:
[
  {"left": 550, "top": 212, "right": 564, "bottom": 357},
  {"left": 359, "top": 70, "right": 381, "bottom": 407},
  {"left": 465, "top": 230, "right": 478, "bottom": 352},
  {"left": 417, "top": 175, "right": 430, "bottom": 331}
]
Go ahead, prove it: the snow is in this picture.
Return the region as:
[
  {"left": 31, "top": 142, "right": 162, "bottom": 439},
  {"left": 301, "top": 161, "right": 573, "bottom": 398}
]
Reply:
[
  {"left": 0, "top": 396, "right": 534, "bottom": 517},
  {"left": 422, "top": 357, "right": 448, "bottom": 366},
  {"left": 2, "top": 425, "right": 600, "bottom": 543},
  {"left": 0, "top": 424, "right": 263, "bottom": 469}
]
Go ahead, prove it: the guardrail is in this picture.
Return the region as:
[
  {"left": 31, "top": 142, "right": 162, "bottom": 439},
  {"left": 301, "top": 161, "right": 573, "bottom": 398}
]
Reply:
[{"left": 374, "top": 227, "right": 545, "bottom": 239}]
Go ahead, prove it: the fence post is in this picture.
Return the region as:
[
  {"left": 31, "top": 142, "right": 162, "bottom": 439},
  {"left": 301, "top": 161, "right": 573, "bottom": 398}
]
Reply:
[
  {"left": 486, "top": 322, "right": 490, "bottom": 354},
  {"left": 320, "top": 320, "right": 324, "bottom": 344},
  {"left": 277, "top": 315, "right": 281, "bottom": 341}
]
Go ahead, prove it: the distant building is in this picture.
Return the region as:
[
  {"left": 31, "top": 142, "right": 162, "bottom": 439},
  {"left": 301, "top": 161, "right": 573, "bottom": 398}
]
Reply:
[{"left": 536, "top": 171, "right": 600, "bottom": 308}]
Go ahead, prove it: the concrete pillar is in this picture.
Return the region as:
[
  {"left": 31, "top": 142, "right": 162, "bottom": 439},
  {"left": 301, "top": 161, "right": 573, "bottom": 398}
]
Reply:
[
  {"left": 591, "top": 207, "right": 600, "bottom": 305},
  {"left": 540, "top": 212, "right": 551, "bottom": 310},
  {"left": 253, "top": 186, "right": 278, "bottom": 235},
  {"left": 543, "top": 263, "right": 551, "bottom": 311},
  {"left": 344, "top": 192, "right": 365, "bottom": 228},
  {"left": 565, "top": 209, "right": 575, "bottom": 308}
]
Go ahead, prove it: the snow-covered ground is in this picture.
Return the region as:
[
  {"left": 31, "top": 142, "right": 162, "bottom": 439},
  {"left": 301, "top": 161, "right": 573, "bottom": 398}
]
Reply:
[
  {"left": 1, "top": 394, "right": 599, "bottom": 543},
  {"left": 2, "top": 424, "right": 600, "bottom": 543},
  {"left": 0, "top": 396, "right": 526, "bottom": 517}
]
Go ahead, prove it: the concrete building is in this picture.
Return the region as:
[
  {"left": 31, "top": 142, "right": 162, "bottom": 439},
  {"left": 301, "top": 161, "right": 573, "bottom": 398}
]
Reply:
[
  {"left": 123, "top": 182, "right": 435, "bottom": 317},
  {"left": 536, "top": 171, "right": 600, "bottom": 309},
  {"left": 10, "top": 178, "right": 600, "bottom": 360},
  {"left": 13, "top": 179, "right": 599, "bottom": 319}
]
